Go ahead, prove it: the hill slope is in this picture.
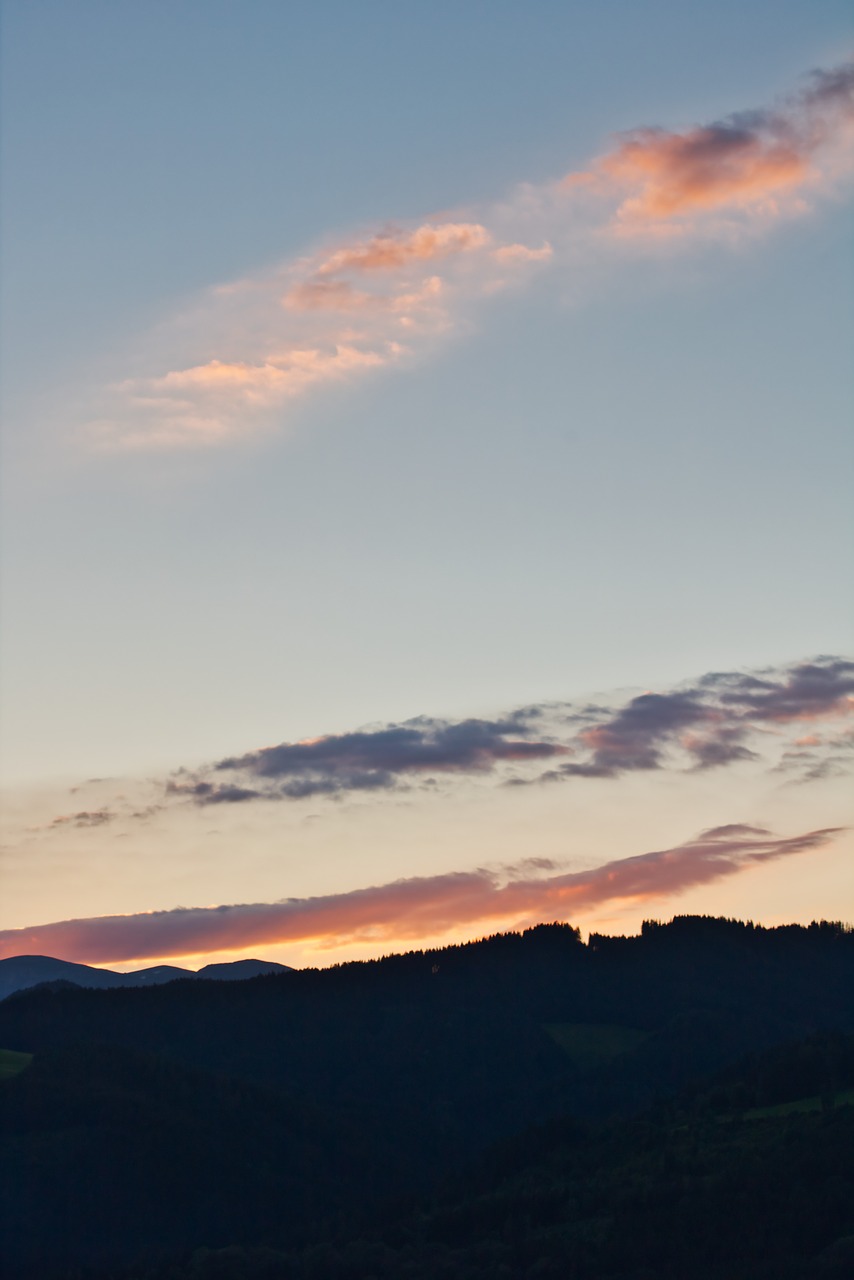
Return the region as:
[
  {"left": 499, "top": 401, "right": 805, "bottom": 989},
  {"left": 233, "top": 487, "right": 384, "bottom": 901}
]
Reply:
[{"left": 1, "top": 917, "right": 852, "bottom": 1277}]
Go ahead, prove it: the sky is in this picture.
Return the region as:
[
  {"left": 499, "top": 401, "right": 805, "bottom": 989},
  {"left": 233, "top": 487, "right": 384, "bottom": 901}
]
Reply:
[{"left": 0, "top": 0, "right": 852, "bottom": 970}]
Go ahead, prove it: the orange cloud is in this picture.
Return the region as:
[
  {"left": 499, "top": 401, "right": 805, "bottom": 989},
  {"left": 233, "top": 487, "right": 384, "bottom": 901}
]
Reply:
[
  {"left": 87, "top": 60, "right": 853, "bottom": 450},
  {"left": 96, "top": 344, "right": 402, "bottom": 449},
  {"left": 152, "top": 346, "right": 392, "bottom": 396},
  {"left": 283, "top": 280, "right": 380, "bottom": 312},
  {"left": 599, "top": 128, "right": 810, "bottom": 222},
  {"left": 564, "top": 61, "right": 854, "bottom": 231},
  {"left": 315, "top": 222, "right": 490, "bottom": 275},
  {"left": 0, "top": 824, "right": 838, "bottom": 965},
  {"left": 492, "top": 241, "right": 553, "bottom": 264},
  {"left": 283, "top": 275, "right": 446, "bottom": 325}
]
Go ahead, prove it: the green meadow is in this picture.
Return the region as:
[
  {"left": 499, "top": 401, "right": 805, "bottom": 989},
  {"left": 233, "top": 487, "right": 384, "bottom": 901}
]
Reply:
[
  {"left": 544, "top": 1021, "right": 648, "bottom": 1066},
  {"left": 0, "top": 1048, "right": 33, "bottom": 1081},
  {"left": 744, "top": 1087, "right": 854, "bottom": 1119}
]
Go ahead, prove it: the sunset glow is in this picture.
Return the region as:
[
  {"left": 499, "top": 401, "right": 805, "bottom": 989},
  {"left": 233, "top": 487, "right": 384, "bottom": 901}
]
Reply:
[{"left": 1, "top": 5, "right": 851, "bottom": 976}]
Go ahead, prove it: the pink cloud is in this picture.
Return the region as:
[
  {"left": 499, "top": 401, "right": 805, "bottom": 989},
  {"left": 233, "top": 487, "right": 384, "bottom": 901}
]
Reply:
[
  {"left": 0, "top": 825, "right": 839, "bottom": 965},
  {"left": 492, "top": 241, "right": 553, "bottom": 264},
  {"left": 283, "top": 280, "right": 381, "bottom": 312},
  {"left": 564, "top": 62, "right": 854, "bottom": 233},
  {"left": 315, "top": 222, "right": 491, "bottom": 275},
  {"left": 95, "top": 345, "right": 402, "bottom": 449},
  {"left": 86, "top": 60, "right": 853, "bottom": 451},
  {"left": 148, "top": 346, "right": 394, "bottom": 399},
  {"left": 283, "top": 274, "right": 446, "bottom": 324},
  {"left": 595, "top": 128, "right": 809, "bottom": 223}
]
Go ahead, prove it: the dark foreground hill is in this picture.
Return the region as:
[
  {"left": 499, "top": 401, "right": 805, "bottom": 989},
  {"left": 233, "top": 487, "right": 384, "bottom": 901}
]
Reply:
[{"left": 0, "top": 916, "right": 852, "bottom": 1278}]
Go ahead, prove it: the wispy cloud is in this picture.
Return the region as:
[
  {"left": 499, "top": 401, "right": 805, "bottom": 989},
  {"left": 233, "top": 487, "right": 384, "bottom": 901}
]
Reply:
[
  {"left": 153, "top": 656, "right": 852, "bottom": 810},
  {"left": 87, "top": 60, "right": 853, "bottom": 451},
  {"left": 50, "top": 808, "right": 114, "bottom": 829},
  {"left": 774, "top": 723, "right": 854, "bottom": 784},
  {"left": 567, "top": 62, "right": 854, "bottom": 236},
  {"left": 88, "top": 218, "right": 548, "bottom": 451},
  {"left": 25, "top": 808, "right": 117, "bottom": 833},
  {"left": 539, "top": 657, "right": 854, "bottom": 783},
  {"left": 0, "top": 824, "right": 840, "bottom": 964},
  {"left": 24, "top": 657, "right": 852, "bottom": 839},
  {"left": 312, "top": 222, "right": 492, "bottom": 274}
]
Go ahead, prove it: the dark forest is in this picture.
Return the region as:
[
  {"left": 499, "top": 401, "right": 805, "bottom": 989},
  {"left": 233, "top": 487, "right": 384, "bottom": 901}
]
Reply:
[{"left": 1, "top": 916, "right": 853, "bottom": 1279}]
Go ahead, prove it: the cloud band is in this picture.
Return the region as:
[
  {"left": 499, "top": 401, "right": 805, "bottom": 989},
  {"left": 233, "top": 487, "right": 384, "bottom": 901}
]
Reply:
[{"left": 0, "top": 825, "right": 840, "bottom": 965}]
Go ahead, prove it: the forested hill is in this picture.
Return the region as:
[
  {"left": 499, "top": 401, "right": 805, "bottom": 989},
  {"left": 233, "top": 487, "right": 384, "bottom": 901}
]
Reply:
[
  {"left": 1, "top": 917, "right": 852, "bottom": 1137},
  {"left": 1, "top": 916, "right": 853, "bottom": 1278}
]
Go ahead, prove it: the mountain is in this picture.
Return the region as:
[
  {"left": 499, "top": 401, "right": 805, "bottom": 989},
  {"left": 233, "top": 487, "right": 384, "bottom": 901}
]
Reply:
[
  {"left": 0, "top": 954, "right": 291, "bottom": 1001},
  {"left": 195, "top": 957, "right": 293, "bottom": 981}
]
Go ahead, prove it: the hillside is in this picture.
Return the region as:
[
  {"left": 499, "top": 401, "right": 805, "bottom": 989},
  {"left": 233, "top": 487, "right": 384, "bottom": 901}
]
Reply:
[{"left": 1, "top": 916, "right": 852, "bottom": 1278}]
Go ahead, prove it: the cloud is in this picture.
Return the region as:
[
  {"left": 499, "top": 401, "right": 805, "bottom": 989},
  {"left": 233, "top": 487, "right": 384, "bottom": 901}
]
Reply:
[
  {"left": 314, "top": 222, "right": 491, "bottom": 274},
  {"left": 569, "top": 689, "right": 716, "bottom": 775},
  {"left": 773, "top": 720, "right": 854, "bottom": 784},
  {"left": 29, "top": 656, "right": 850, "bottom": 837},
  {"left": 538, "top": 688, "right": 750, "bottom": 781},
  {"left": 492, "top": 242, "right": 554, "bottom": 265},
  {"left": 169, "top": 717, "right": 567, "bottom": 806},
  {"left": 165, "top": 782, "right": 263, "bottom": 805},
  {"left": 96, "top": 345, "right": 401, "bottom": 450},
  {"left": 283, "top": 274, "right": 446, "bottom": 316},
  {"left": 566, "top": 61, "right": 854, "bottom": 234},
  {"left": 47, "top": 809, "right": 114, "bottom": 829},
  {"left": 146, "top": 656, "right": 854, "bottom": 813},
  {"left": 588, "top": 124, "right": 810, "bottom": 224},
  {"left": 284, "top": 280, "right": 382, "bottom": 312},
  {"left": 702, "top": 657, "right": 854, "bottom": 722},
  {"left": 218, "top": 717, "right": 564, "bottom": 775},
  {"left": 86, "top": 60, "right": 853, "bottom": 451},
  {"left": 542, "top": 657, "right": 854, "bottom": 784},
  {"left": 696, "top": 823, "right": 770, "bottom": 839},
  {"left": 0, "top": 824, "right": 840, "bottom": 964}
]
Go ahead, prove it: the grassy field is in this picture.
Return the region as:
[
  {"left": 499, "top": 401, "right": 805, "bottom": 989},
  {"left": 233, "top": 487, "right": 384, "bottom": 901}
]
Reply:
[
  {"left": 544, "top": 1022, "right": 648, "bottom": 1066},
  {"left": 0, "top": 1048, "right": 33, "bottom": 1081},
  {"left": 744, "top": 1087, "right": 854, "bottom": 1119}
]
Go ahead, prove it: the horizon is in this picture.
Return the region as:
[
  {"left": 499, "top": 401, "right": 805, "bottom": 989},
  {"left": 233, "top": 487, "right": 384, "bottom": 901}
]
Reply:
[
  {"left": 3, "top": 908, "right": 853, "bottom": 977},
  {"left": 1, "top": 3, "right": 852, "bottom": 971}
]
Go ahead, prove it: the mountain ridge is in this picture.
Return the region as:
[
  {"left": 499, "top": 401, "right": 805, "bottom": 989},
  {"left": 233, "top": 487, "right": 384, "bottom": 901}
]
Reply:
[{"left": 0, "top": 953, "right": 291, "bottom": 1001}]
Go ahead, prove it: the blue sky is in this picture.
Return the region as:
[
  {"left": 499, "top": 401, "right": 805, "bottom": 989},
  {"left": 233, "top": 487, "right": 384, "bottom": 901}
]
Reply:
[{"left": 1, "top": 1, "right": 851, "bottom": 966}]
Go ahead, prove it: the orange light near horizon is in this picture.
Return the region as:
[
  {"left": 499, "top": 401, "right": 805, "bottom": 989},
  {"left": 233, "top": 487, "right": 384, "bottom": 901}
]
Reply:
[{"left": 0, "top": 824, "right": 842, "bottom": 968}]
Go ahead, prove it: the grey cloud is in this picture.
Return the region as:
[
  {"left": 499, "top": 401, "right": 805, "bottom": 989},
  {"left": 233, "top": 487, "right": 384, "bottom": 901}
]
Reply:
[
  {"left": 159, "top": 655, "right": 852, "bottom": 809},
  {"left": 544, "top": 689, "right": 742, "bottom": 780},
  {"left": 687, "top": 731, "right": 758, "bottom": 770},
  {"left": 803, "top": 62, "right": 854, "bottom": 110},
  {"left": 166, "top": 781, "right": 264, "bottom": 805},
  {"left": 278, "top": 771, "right": 397, "bottom": 800},
  {"left": 553, "top": 657, "right": 853, "bottom": 783},
  {"left": 698, "top": 824, "right": 771, "bottom": 840},
  {"left": 165, "top": 717, "right": 569, "bottom": 808},
  {"left": 698, "top": 60, "right": 853, "bottom": 162},
  {"left": 50, "top": 809, "right": 114, "bottom": 829},
  {"left": 217, "top": 717, "right": 562, "bottom": 779},
  {"left": 775, "top": 750, "right": 852, "bottom": 785},
  {"left": 701, "top": 658, "right": 854, "bottom": 723}
]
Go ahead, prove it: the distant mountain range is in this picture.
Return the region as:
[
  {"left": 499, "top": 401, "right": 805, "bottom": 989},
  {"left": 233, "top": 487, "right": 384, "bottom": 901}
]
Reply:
[{"left": 0, "top": 954, "right": 292, "bottom": 1001}]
